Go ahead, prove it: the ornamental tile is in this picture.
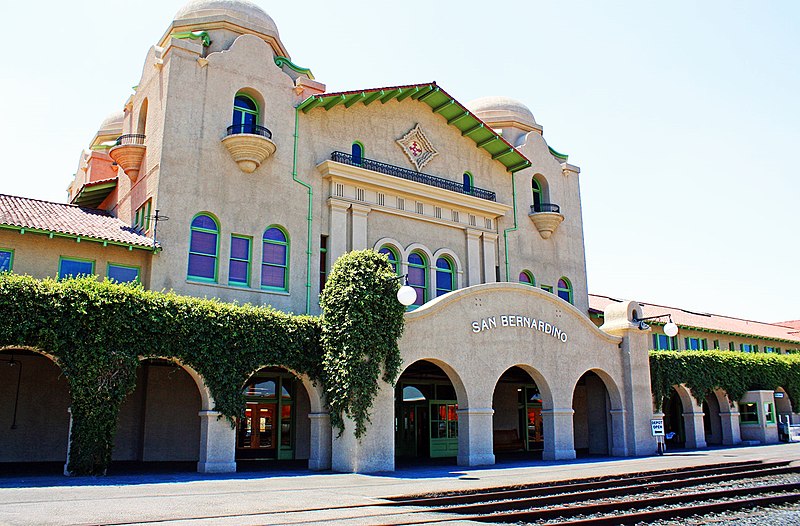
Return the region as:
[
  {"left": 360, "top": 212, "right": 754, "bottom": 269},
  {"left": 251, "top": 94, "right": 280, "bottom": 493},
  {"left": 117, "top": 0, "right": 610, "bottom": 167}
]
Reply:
[{"left": 396, "top": 124, "right": 438, "bottom": 172}]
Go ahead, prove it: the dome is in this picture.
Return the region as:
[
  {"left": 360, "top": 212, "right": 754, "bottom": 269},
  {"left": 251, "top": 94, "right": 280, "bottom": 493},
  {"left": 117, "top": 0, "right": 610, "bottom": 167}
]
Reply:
[
  {"left": 174, "top": 0, "right": 279, "bottom": 37},
  {"left": 97, "top": 111, "right": 124, "bottom": 135},
  {"left": 467, "top": 96, "right": 538, "bottom": 130}
]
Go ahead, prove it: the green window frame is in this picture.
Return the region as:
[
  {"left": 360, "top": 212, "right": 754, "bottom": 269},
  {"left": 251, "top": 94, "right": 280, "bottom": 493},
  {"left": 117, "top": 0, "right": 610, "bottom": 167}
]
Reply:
[
  {"left": 557, "top": 276, "right": 573, "bottom": 304},
  {"left": 261, "top": 226, "right": 289, "bottom": 292},
  {"left": 531, "top": 177, "right": 542, "bottom": 212},
  {"left": 519, "top": 270, "right": 535, "bottom": 286},
  {"left": 653, "top": 333, "right": 678, "bottom": 350},
  {"left": 107, "top": 263, "right": 140, "bottom": 283},
  {"left": 58, "top": 257, "right": 95, "bottom": 279},
  {"left": 685, "top": 337, "right": 708, "bottom": 351},
  {"left": 407, "top": 251, "right": 428, "bottom": 309},
  {"left": 764, "top": 346, "right": 777, "bottom": 353},
  {"left": 435, "top": 256, "right": 455, "bottom": 297},
  {"left": 379, "top": 245, "right": 401, "bottom": 275},
  {"left": 352, "top": 141, "right": 364, "bottom": 165},
  {"left": 738, "top": 402, "right": 758, "bottom": 424},
  {"left": 228, "top": 234, "right": 252, "bottom": 287},
  {"left": 729, "top": 342, "right": 736, "bottom": 351},
  {"left": 463, "top": 172, "right": 474, "bottom": 194},
  {"left": 764, "top": 402, "right": 776, "bottom": 424},
  {"left": 740, "top": 343, "right": 758, "bottom": 352},
  {"left": 0, "top": 248, "right": 13, "bottom": 273},
  {"left": 541, "top": 284, "right": 553, "bottom": 293},
  {"left": 319, "top": 235, "right": 328, "bottom": 292},
  {"left": 713, "top": 339, "right": 720, "bottom": 350},
  {"left": 134, "top": 199, "right": 152, "bottom": 233},
  {"left": 232, "top": 93, "right": 259, "bottom": 133},
  {"left": 187, "top": 213, "right": 220, "bottom": 283}
]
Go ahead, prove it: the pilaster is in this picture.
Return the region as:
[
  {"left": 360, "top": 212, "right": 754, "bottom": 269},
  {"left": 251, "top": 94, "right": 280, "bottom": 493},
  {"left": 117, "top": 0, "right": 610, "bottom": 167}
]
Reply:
[
  {"left": 197, "top": 410, "right": 237, "bottom": 473},
  {"left": 481, "top": 232, "right": 498, "bottom": 283},
  {"left": 542, "top": 408, "right": 576, "bottom": 460},
  {"left": 456, "top": 407, "right": 495, "bottom": 466},
  {"left": 465, "top": 229, "right": 482, "bottom": 286}
]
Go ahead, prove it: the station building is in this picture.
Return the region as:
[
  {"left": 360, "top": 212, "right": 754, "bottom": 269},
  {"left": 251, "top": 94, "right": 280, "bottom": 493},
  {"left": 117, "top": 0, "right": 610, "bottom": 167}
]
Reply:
[{"left": 0, "top": 0, "right": 795, "bottom": 474}]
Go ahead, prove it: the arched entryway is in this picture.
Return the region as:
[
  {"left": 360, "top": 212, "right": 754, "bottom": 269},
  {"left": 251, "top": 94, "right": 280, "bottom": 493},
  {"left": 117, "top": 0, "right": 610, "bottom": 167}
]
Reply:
[
  {"left": 236, "top": 367, "right": 313, "bottom": 464},
  {"left": 492, "top": 366, "right": 547, "bottom": 458},
  {"left": 0, "top": 349, "right": 71, "bottom": 471},
  {"left": 572, "top": 371, "right": 615, "bottom": 456},
  {"left": 113, "top": 359, "right": 202, "bottom": 468},
  {"left": 395, "top": 360, "right": 461, "bottom": 461}
]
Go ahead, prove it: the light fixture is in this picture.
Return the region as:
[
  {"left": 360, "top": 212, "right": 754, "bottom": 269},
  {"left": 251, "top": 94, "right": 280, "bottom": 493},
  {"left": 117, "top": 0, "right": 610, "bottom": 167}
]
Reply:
[
  {"left": 633, "top": 313, "right": 679, "bottom": 337},
  {"left": 394, "top": 274, "right": 417, "bottom": 307}
]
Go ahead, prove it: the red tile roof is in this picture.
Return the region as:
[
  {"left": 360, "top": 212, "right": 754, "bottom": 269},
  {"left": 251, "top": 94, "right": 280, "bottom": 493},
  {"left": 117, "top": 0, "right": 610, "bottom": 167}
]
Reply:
[
  {"left": 0, "top": 194, "right": 155, "bottom": 250},
  {"left": 589, "top": 293, "right": 800, "bottom": 344}
]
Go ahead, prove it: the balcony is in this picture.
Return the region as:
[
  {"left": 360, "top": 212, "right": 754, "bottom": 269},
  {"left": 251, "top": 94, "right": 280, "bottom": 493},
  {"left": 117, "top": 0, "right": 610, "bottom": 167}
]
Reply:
[
  {"left": 108, "top": 134, "right": 146, "bottom": 181},
  {"left": 330, "top": 151, "right": 496, "bottom": 202},
  {"left": 529, "top": 203, "right": 564, "bottom": 239},
  {"left": 222, "top": 124, "right": 276, "bottom": 173}
]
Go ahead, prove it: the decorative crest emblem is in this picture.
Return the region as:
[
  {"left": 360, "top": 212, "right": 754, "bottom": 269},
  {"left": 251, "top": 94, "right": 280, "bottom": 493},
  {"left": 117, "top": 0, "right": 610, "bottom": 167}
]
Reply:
[{"left": 396, "top": 124, "right": 438, "bottom": 171}]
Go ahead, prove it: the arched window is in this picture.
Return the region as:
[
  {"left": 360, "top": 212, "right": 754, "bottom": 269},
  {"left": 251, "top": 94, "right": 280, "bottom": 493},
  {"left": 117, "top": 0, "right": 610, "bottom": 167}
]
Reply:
[
  {"left": 261, "top": 226, "right": 289, "bottom": 291},
  {"left": 435, "top": 257, "right": 455, "bottom": 297},
  {"left": 531, "top": 178, "right": 543, "bottom": 212},
  {"left": 463, "top": 172, "right": 473, "bottom": 194},
  {"left": 352, "top": 141, "right": 364, "bottom": 165},
  {"left": 407, "top": 252, "right": 428, "bottom": 308},
  {"left": 378, "top": 245, "right": 400, "bottom": 274},
  {"left": 137, "top": 98, "right": 148, "bottom": 136},
  {"left": 557, "top": 277, "right": 573, "bottom": 304},
  {"left": 187, "top": 213, "right": 219, "bottom": 282},
  {"left": 519, "top": 270, "right": 535, "bottom": 286},
  {"left": 232, "top": 94, "right": 258, "bottom": 134}
]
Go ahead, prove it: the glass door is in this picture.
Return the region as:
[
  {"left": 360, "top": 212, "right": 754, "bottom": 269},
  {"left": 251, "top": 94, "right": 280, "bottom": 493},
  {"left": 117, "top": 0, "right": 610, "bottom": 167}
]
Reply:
[
  {"left": 429, "top": 400, "right": 458, "bottom": 458},
  {"left": 237, "top": 403, "right": 277, "bottom": 453}
]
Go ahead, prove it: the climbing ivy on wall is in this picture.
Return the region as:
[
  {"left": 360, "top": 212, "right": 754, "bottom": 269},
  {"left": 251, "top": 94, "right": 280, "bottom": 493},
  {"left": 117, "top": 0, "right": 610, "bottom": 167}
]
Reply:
[
  {"left": 650, "top": 350, "right": 800, "bottom": 411},
  {"left": 320, "top": 249, "right": 406, "bottom": 438},
  {"left": 0, "top": 251, "right": 404, "bottom": 475}
]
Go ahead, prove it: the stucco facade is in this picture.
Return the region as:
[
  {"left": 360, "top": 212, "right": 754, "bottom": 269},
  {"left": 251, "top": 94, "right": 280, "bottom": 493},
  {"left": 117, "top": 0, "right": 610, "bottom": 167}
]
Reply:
[{"left": 3, "top": 0, "right": 794, "bottom": 475}]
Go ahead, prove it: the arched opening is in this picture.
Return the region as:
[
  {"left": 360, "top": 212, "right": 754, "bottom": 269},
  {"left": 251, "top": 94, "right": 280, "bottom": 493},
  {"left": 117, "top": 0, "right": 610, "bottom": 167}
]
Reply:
[
  {"left": 519, "top": 270, "right": 535, "bottom": 286},
  {"left": 112, "top": 359, "right": 201, "bottom": 470},
  {"left": 351, "top": 141, "right": 364, "bottom": 165},
  {"left": 775, "top": 387, "right": 794, "bottom": 441},
  {"left": 137, "top": 98, "right": 148, "bottom": 136},
  {"left": 406, "top": 251, "right": 428, "bottom": 309},
  {"left": 232, "top": 92, "right": 260, "bottom": 134},
  {"left": 572, "top": 371, "right": 613, "bottom": 456},
  {"left": 463, "top": 172, "right": 473, "bottom": 194},
  {"left": 0, "top": 349, "right": 71, "bottom": 472},
  {"left": 236, "top": 367, "right": 311, "bottom": 468},
  {"left": 378, "top": 245, "right": 400, "bottom": 275},
  {"left": 435, "top": 256, "right": 455, "bottom": 297},
  {"left": 703, "top": 393, "right": 723, "bottom": 445},
  {"left": 663, "top": 387, "right": 687, "bottom": 448},
  {"left": 492, "top": 366, "right": 545, "bottom": 459},
  {"left": 395, "top": 360, "right": 459, "bottom": 462}
]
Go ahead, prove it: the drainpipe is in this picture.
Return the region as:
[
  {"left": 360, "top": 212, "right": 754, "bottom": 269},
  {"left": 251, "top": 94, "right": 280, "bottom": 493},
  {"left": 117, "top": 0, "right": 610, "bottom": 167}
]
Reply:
[
  {"left": 502, "top": 170, "right": 518, "bottom": 281},
  {"left": 292, "top": 106, "right": 313, "bottom": 314}
]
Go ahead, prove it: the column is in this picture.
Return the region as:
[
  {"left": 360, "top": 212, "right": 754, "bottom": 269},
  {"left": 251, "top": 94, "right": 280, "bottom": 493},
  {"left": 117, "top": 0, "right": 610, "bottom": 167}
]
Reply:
[
  {"left": 542, "top": 408, "right": 576, "bottom": 460},
  {"left": 350, "top": 204, "right": 371, "bottom": 251},
  {"left": 331, "top": 381, "right": 394, "bottom": 472},
  {"left": 465, "top": 229, "right": 482, "bottom": 286},
  {"left": 481, "top": 233, "right": 498, "bottom": 283},
  {"left": 609, "top": 409, "right": 628, "bottom": 456},
  {"left": 308, "top": 412, "right": 332, "bottom": 471},
  {"left": 683, "top": 410, "right": 707, "bottom": 449},
  {"left": 197, "top": 410, "right": 237, "bottom": 473},
  {"left": 328, "top": 199, "right": 350, "bottom": 266},
  {"left": 719, "top": 407, "right": 742, "bottom": 446},
  {"left": 456, "top": 407, "right": 495, "bottom": 467}
]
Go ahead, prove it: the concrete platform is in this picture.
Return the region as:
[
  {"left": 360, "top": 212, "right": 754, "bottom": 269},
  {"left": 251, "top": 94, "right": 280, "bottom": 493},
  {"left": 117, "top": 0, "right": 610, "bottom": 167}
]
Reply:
[{"left": 1, "top": 443, "right": 798, "bottom": 525}]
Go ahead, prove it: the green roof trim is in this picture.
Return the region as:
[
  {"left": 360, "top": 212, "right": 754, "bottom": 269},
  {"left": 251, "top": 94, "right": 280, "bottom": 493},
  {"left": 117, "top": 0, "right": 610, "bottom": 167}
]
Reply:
[
  {"left": 274, "top": 56, "right": 315, "bottom": 80},
  {"left": 0, "top": 224, "right": 156, "bottom": 253},
  {"left": 72, "top": 180, "right": 118, "bottom": 209},
  {"left": 173, "top": 30, "right": 211, "bottom": 47},
  {"left": 297, "top": 82, "right": 532, "bottom": 174},
  {"left": 548, "top": 146, "right": 569, "bottom": 161}
]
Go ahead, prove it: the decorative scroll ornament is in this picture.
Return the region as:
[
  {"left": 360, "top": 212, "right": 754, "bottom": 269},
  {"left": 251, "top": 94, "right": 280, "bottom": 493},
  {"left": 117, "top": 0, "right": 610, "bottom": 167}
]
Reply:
[{"left": 396, "top": 124, "right": 438, "bottom": 172}]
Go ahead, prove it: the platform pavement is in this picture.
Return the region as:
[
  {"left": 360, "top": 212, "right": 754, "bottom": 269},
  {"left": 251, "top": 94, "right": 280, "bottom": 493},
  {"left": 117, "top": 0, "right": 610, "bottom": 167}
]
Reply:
[{"left": 0, "top": 443, "right": 798, "bottom": 526}]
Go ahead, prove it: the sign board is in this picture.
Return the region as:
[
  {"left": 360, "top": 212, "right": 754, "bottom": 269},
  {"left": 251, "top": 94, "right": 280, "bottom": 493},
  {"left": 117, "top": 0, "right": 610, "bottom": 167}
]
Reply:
[
  {"left": 775, "top": 392, "right": 785, "bottom": 398},
  {"left": 651, "top": 419, "right": 665, "bottom": 436}
]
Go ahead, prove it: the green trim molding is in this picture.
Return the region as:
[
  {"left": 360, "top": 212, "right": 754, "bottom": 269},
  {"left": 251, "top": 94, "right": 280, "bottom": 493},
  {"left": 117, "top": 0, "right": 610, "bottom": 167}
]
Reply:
[
  {"left": 297, "top": 82, "right": 532, "bottom": 174},
  {"left": 275, "top": 56, "right": 315, "bottom": 80},
  {"left": 0, "top": 224, "right": 156, "bottom": 253},
  {"left": 173, "top": 30, "right": 211, "bottom": 47},
  {"left": 548, "top": 146, "right": 569, "bottom": 161}
]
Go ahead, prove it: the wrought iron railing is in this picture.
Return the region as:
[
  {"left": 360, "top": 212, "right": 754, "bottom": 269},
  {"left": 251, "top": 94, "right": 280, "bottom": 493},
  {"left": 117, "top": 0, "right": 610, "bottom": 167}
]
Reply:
[
  {"left": 114, "top": 134, "right": 146, "bottom": 146},
  {"left": 226, "top": 124, "right": 273, "bottom": 139},
  {"left": 330, "top": 151, "right": 496, "bottom": 202},
  {"left": 530, "top": 203, "right": 561, "bottom": 214}
]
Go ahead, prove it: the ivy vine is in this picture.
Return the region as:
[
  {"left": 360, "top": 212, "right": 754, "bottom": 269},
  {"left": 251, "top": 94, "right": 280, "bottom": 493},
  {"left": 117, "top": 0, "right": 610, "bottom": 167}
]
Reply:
[
  {"left": 650, "top": 350, "right": 800, "bottom": 411},
  {"left": 0, "top": 250, "right": 404, "bottom": 475},
  {"left": 320, "top": 250, "right": 406, "bottom": 438}
]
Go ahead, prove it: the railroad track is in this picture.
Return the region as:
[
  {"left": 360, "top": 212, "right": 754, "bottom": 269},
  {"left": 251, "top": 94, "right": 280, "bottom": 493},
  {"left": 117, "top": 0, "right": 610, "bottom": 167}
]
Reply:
[{"left": 377, "top": 459, "right": 800, "bottom": 525}]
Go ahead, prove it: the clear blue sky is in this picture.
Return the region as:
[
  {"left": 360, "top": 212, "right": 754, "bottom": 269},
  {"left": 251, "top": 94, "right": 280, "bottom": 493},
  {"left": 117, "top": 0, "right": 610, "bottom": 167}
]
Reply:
[{"left": 1, "top": 1, "right": 797, "bottom": 322}]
